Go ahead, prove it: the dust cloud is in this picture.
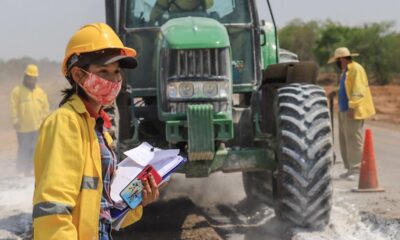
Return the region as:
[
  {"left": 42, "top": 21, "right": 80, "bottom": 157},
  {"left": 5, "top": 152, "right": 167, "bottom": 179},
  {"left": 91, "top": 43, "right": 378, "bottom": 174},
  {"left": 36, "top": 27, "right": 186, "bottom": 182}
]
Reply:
[
  {"left": 158, "top": 173, "right": 400, "bottom": 240},
  {"left": 162, "top": 172, "right": 245, "bottom": 206},
  {"left": 292, "top": 199, "right": 400, "bottom": 240},
  {"left": 0, "top": 73, "right": 34, "bottom": 239}
]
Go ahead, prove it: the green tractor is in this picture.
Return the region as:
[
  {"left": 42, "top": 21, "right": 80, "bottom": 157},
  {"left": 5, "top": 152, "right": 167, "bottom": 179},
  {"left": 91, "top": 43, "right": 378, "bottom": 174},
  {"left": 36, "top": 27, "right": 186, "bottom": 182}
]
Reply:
[{"left": 105, "top": 0, "right": 333, "bottom": 228}]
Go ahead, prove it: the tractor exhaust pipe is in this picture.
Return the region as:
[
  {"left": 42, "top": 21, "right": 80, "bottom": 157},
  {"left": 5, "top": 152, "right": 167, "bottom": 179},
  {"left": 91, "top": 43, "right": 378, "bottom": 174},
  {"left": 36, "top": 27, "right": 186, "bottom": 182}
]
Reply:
[{"left": 266, "top": 0, "right": 279, "bottom": 62}]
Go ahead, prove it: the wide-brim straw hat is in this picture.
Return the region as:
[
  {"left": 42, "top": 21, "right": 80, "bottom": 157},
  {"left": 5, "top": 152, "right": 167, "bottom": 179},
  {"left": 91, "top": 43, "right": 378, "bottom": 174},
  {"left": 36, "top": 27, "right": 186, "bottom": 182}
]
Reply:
[{"left": 327, "top": 47, "right": 359, "bottom": 63}]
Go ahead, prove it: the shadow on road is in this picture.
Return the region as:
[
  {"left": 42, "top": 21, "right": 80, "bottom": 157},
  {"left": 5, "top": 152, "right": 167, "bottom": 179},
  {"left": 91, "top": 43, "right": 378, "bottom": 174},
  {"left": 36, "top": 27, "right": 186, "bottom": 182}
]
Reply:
[{"left": 113, "top": 197, "right": 297, "bottom": 240}]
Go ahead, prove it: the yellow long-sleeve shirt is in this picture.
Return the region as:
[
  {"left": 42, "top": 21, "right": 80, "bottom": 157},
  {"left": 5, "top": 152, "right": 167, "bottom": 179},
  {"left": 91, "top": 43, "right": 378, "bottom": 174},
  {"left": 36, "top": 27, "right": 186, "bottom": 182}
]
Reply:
[
  {"left": 10, "top": 84, "right": 49, "bottom": 132},
  {"left": 33, "top": 94, "right": 142, "bottom": 239},
  {"left": 343, "top": 61, "right": 376, "bottom": 119}
]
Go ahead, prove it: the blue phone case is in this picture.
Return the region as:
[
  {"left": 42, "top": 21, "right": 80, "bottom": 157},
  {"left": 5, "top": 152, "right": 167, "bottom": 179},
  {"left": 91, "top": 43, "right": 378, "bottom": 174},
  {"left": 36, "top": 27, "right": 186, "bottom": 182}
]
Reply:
[{"left": 120, "top": 179, "right": 144, "bottom": 209}]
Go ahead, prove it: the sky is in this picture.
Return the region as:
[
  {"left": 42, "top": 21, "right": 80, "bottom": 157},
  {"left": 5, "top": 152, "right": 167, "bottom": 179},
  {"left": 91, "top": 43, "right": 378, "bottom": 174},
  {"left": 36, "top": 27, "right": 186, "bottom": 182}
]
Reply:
[{"left": 1, "top": 0, "right": 400, "bottom": 61}]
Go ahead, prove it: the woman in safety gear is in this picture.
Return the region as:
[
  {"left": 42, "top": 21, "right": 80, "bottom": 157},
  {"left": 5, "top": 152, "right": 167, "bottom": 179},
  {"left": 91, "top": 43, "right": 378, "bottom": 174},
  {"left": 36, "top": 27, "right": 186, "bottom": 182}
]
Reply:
[{"left": 32, "top": 23, "right": 161, "bottom": 239}]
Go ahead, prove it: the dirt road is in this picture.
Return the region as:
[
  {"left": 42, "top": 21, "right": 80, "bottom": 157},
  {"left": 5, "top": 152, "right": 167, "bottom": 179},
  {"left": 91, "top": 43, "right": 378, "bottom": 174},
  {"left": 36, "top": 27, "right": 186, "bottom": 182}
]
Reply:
[
  {"left": 114, "top": 120, "right": 400, "bottom": 240},
  {"left": 0, "top": 121, "right": 399, "bottom": 240}
]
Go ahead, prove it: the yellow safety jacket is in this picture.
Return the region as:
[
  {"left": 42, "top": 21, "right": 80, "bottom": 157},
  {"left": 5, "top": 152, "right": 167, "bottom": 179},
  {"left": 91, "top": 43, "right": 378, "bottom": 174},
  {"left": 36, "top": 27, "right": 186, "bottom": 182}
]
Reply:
[
  {"left": 33, "top": 94, "right": 142, "bottom": 240},
  {"left": 10, "top": 84, "right": 49, "bottom": 132},
  {"left": 344, "top": 61, "right": 376, "bottom": 119}
]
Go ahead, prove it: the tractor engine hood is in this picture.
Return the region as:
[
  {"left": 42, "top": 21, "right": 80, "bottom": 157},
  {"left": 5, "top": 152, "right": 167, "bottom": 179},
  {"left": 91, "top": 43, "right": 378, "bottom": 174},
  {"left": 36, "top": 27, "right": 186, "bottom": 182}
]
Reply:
[{"left": 160, "top": 17, "right": 230, "bottom": 49}]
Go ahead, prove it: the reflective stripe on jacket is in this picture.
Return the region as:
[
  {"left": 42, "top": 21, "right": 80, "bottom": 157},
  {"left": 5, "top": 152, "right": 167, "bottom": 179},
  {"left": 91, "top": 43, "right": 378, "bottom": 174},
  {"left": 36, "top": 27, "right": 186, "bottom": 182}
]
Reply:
[
  {"left": 10, "top": 84, "right": 49, "bottom": 132},
  {"left": 344, "top": 61, "right": 376, "bottom": 119},
  {"left": 33, "top": 94, "right": 142, "bottom": 240}
]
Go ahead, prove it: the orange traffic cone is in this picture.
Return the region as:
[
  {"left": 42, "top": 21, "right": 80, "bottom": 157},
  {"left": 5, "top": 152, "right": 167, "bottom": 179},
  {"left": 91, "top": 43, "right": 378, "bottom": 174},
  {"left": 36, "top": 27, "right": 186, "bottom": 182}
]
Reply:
[{"left": 352, "top": 128, "right": 385, "bottom": 192}]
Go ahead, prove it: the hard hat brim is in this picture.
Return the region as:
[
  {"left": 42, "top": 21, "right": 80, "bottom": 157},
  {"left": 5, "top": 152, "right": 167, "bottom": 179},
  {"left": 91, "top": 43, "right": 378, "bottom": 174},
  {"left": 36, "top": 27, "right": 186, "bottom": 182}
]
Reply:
[
  {"left": 64, "top": 48, "right": 138, "bottom": 75},
  {"left": 97, "top": 55, "right": 138, "bottom": 69},
  {"left": 25, "top": 72, "right": 39, "bottom": 77}
]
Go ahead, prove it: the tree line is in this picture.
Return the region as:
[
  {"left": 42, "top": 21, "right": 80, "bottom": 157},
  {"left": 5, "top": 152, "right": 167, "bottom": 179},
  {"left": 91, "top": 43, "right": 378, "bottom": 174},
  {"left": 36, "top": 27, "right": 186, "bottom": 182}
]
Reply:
[{"left": 278, "top": 19, "right": 400, "bottom": 85}]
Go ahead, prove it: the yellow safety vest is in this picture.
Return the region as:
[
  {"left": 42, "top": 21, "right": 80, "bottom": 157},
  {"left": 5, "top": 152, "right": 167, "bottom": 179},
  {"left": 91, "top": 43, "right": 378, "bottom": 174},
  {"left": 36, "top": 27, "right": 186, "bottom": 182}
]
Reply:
[{"left": 33, "top": 94, "right": 142, "bottom": 239}]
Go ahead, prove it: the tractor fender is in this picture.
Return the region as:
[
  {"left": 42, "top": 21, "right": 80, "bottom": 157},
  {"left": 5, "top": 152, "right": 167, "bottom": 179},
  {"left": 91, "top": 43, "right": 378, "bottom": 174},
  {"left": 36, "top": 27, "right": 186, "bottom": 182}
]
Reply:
[{"left": 261, "top": 61, "right": 319, "bottom": 86}]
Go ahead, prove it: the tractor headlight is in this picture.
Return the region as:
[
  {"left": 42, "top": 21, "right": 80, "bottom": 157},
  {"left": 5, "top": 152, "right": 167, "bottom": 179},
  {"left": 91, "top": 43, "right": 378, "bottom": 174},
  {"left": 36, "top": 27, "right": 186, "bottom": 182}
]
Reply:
[
  {"left": 178, "top": 82, "right": 194, "bottom": 98},
  {"left": 203, "top": 82, "right": 218, "bottom": 97},
  {"left": 166, "top": 81, "right": 229, "bottom": 100}
]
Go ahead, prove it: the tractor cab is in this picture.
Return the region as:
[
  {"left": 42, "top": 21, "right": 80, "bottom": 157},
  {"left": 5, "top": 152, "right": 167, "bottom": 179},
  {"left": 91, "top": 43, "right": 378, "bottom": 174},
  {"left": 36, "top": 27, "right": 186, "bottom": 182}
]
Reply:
[{"left": 115, "top": 0, "right": 275, "bottom": 99}]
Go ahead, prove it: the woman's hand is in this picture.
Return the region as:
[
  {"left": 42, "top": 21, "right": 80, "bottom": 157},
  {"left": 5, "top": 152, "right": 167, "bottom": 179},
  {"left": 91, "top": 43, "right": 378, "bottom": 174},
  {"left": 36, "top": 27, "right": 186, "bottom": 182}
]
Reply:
[{"left": 141, "top": 174, "right": 160, "bottom": 207}]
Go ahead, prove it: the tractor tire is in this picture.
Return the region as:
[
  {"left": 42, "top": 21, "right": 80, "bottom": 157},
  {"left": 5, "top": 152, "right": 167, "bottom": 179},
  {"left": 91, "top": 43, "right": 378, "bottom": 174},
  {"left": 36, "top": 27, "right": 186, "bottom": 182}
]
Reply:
[{"left": 275, "top": 83, "right": 333, "bottom": 228}]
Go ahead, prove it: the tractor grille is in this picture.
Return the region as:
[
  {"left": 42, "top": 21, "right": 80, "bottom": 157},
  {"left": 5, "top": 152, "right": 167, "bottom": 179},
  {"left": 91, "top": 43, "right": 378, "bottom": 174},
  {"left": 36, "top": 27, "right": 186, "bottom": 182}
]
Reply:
[
  {"left": 161, "top": 48, "right": 230, "bottom": 114},
  {"left": 167, "top": 48, "right": 229, "bottom": 80}
]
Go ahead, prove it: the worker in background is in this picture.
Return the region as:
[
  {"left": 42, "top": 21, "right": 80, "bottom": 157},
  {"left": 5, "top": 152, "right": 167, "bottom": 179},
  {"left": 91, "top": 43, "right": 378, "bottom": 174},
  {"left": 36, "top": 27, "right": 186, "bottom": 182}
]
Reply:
[
  {"left": 32, "top": 23, "right": 161, "bottom": 239},
  {"left": 10, "top": 64, "right": 49, "bottom": 176},
  {"left": 150, "top": 0, "right": 214, "bottom": 24},
  {"left": 327, "top": 47, "right": 376, "bottom": 181}
]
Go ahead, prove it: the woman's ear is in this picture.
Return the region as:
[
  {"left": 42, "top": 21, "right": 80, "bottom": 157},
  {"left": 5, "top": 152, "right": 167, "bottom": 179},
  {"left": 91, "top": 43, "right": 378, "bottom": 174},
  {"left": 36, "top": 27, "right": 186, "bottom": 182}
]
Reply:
[{"left": 70, "top": 66, "right": 86, "bottom": 84}]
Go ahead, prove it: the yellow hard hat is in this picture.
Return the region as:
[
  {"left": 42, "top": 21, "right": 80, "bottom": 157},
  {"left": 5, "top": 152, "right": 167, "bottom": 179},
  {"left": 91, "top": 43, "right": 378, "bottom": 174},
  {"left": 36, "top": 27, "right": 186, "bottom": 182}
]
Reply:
[
  {"left": 62, "top": 22, "right": 137, "bottom": 76},
  {"left": 25, "top": 64, "right": 39, "bottom": 77}
]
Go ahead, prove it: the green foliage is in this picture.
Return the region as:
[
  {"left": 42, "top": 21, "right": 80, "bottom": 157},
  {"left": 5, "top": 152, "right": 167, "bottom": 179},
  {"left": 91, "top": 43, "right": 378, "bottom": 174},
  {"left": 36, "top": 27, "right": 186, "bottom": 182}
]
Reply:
[
  {"left": 313, "top": 20, "right": 351, "bottom": 65},
  {"left": 279, "top": 20, "right": 400, "bottom": 85},
  {"left": 278, "top": 19, "right": 320, "bottom": 61}
]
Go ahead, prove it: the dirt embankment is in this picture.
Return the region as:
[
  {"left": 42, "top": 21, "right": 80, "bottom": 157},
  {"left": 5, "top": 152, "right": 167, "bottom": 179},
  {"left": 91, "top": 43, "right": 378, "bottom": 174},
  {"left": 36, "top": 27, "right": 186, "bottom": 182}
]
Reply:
[{"left": 370, "top": 85, "right": 400, "bottom": 124}]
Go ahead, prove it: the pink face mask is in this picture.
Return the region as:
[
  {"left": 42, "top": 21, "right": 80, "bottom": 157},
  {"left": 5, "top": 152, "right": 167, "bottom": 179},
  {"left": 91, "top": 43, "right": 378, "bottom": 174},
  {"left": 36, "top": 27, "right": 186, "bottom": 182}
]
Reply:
[{"left": 79, "top": 70, "right": 122, "bottom": 106}]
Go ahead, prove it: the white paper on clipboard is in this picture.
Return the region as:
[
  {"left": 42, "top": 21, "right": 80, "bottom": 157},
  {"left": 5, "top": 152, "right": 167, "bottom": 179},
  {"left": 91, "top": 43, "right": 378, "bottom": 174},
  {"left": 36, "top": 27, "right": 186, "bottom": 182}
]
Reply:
[{"left": 123, "top": 142, "right": 180, "bottom": 166}]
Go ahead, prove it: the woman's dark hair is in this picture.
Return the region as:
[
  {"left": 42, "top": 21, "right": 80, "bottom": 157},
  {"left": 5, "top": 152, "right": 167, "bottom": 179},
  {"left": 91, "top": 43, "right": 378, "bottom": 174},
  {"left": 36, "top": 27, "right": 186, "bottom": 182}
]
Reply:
[
  {"left": 59, "top": 81, "right": 90, "bottom": 107},
  {"left": 59, "top": 63, "right": 90, "bottom": 107}
]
